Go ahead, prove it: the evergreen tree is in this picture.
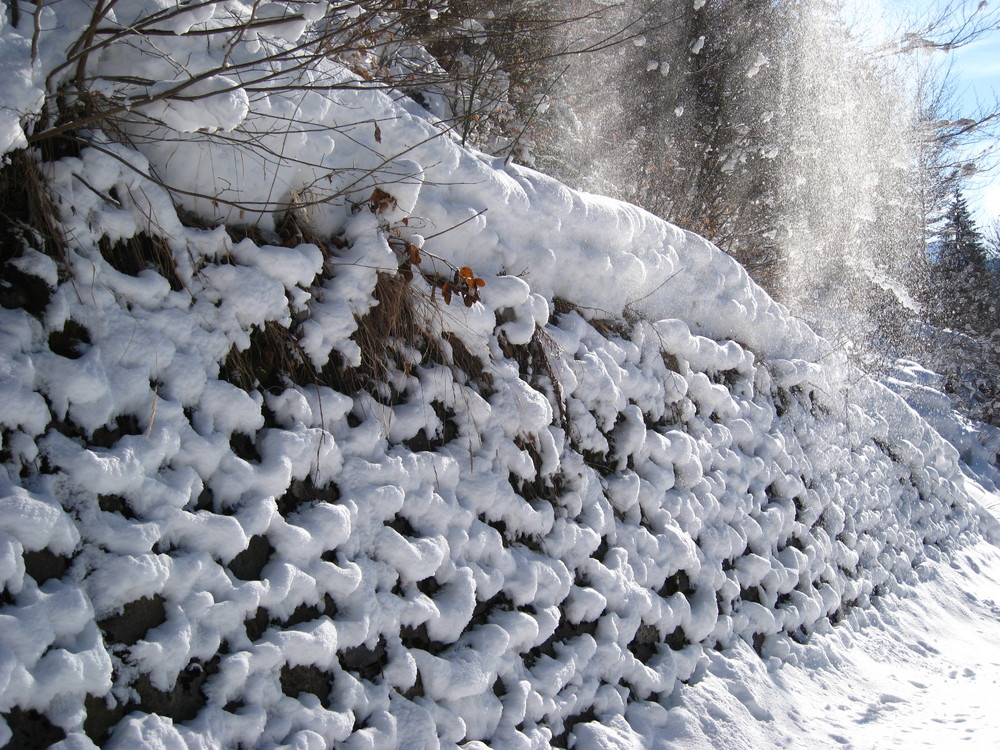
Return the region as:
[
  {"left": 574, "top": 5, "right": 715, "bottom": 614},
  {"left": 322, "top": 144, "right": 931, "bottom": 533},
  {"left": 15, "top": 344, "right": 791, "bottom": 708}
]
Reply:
[
  {"left": 914, "top": 192, "right": 1000, "bottom": 426},
  {"left": 928, "top": 191, "right": 998, "bottom": 334}
]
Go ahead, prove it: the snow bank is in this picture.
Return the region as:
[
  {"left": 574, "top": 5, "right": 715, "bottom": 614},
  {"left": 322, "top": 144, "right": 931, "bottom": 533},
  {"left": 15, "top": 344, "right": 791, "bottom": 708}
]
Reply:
[{"left": 1, "top": 2, "right": 998, "bottom": 747}]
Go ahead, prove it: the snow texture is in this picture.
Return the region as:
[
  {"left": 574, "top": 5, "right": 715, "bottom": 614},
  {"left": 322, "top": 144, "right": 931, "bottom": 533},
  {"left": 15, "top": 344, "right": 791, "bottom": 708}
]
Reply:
[{"left": 1, "top": 2, "right": 999, "bottom": 748}]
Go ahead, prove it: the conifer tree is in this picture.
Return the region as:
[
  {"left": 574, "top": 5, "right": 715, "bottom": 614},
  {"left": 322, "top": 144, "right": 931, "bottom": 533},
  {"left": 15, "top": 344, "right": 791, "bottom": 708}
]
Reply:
[{"left": 929, "top": 191, "right": 998, "bottom": 335}]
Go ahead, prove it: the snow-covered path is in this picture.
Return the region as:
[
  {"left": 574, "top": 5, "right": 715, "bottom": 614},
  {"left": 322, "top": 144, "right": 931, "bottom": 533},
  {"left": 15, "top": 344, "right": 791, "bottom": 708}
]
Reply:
[{"left": 670, "top": 539, "right": 1000, "bottom": 749}]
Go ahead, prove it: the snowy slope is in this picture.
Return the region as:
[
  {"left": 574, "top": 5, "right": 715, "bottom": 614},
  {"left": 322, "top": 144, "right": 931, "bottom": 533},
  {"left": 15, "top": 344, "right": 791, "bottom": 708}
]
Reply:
[{"left": 2, "top": 2, "right": 1000, "bottom": 748}]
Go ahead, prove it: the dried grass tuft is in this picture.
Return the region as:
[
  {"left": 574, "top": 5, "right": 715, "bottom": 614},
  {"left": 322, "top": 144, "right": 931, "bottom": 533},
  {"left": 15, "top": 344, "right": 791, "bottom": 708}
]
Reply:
[
  {"left": 0, "top": 149, "right": 67, "bottom": 268},
  {"left": 341, "top": 272, "right": 493, "bottom": 401},
  {"left": 350, "top": 273, "right": 448, "bottom": 393},
  {"left": 98, "top": 233, "right": 184, "bottom": 291},
  {"left": 223, "top": 321, "right": 317, "bottom": 393}
]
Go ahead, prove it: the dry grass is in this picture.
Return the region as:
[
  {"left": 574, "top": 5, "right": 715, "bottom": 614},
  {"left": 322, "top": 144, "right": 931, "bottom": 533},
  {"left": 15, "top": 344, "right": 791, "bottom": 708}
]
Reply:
[
  {"left": 0, "top": 149, "right": 68, "bottom": 268},
  {"left": 98, "top": 233, "right": 184, "bottom": 291},
  {"left": 355, "top": 272, "right": 440, "bottom": 382},
  {"left": 345, "top": 272, "right": 492, "bottom": 399},
  {"left": 223, "top": 321, "right": 317, "bottom": 393},
  {"left": 222, "top": 271, "right": 493, "bottom": 403}
]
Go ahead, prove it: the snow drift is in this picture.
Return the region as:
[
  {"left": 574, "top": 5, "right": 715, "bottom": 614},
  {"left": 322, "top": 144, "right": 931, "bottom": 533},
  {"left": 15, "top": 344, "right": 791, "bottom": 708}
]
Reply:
[{"left": 1, "top": 2, "right": 998, "bottom": 748}]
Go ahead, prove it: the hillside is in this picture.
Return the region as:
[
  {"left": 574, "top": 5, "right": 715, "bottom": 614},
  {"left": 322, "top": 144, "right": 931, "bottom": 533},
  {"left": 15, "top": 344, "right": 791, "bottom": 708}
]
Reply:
[{"left": 2, "top": 2, "right": 1000, "bottom": 748}]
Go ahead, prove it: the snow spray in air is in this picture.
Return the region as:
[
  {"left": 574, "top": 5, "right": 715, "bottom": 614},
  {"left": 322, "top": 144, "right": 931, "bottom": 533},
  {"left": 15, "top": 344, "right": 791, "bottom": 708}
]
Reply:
[{"left": 774, "top": 0, "right": 926, "bottom": 359}]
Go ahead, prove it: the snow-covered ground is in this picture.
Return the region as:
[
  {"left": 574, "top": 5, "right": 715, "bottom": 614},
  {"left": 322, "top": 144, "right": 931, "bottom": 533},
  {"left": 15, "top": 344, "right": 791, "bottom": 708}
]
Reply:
[
  {"left": 2, "top": 2, "right": 1000, "bottom": 748},
  {"left": 669, "top": 538, "right": 1000, "bottom": 749}
]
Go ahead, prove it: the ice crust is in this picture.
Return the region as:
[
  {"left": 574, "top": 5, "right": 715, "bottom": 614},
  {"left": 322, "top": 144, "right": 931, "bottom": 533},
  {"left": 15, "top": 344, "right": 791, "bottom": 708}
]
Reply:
[{"left": 1, "top": 2, "right": 999, "bottom": 748}]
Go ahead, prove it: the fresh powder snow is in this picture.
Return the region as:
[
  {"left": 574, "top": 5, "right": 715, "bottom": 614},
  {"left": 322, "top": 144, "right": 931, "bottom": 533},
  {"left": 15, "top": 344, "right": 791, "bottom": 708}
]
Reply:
[{"left": 1, "top": 2, "right": 1000, "bottom": 749}]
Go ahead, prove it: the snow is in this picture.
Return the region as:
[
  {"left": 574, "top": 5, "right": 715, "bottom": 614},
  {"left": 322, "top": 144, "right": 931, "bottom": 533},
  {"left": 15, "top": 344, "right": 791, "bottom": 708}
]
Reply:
[
  {"left": 140, "top": 76, "right": 250, "bottom": 134},
  {"left": 671, "top": 539, "right": 1000, "bottom": 749},
  {"left": 746, "top": 53, "right": 768, "bottom": 79},
  {"left": 0, "top": 7, "right": 44, "bottom": 154},
  {"left": 1, "top": 2, "right": 999, "bottom": 748}
]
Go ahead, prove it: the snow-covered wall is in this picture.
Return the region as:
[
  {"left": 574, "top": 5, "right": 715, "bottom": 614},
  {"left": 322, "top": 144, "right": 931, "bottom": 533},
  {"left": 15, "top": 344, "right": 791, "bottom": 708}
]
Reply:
[{"left": 1, "top": 2, "right": 998, "bottom": 748}]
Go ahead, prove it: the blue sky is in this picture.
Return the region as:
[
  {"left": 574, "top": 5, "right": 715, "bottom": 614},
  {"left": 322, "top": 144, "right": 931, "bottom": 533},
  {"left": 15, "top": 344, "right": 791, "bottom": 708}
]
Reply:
[
  {"left": 885, "top": 0, "right": 1000, "bottom": 228},
  {"left": 949, "top": 30, "right": 1000, "bottom": 227}
]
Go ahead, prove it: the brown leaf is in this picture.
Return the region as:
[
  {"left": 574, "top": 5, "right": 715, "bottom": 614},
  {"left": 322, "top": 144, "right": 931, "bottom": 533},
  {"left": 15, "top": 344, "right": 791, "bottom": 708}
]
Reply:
[
  {"left": 369, "top": 188, "right": 397, "bottom": 214},
  {"left": 374, "top": 122, "right": 382, "bottom": 143}
]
